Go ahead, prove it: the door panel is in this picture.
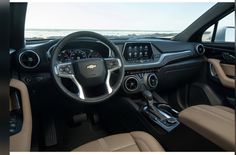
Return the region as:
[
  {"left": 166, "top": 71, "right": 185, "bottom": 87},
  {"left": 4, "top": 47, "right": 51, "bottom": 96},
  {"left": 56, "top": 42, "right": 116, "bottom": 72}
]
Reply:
[
  {"left": 203, "top": 42, "right": 235, "bottom": 108},
  {"left": 10, "top": 79, "right": 32, "bottom": 152},
  {"left": 208, "top": 58, "right": 235, "bottom": 89},
  {"left": 220, "top": 63, "right": 235, "bottom": 77}
]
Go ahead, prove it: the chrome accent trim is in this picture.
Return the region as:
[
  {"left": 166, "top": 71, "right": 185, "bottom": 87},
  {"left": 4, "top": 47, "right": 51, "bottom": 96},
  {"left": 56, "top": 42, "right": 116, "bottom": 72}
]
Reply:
[
  {"left": 209, "top": 63, "right": 217, "bottom": 77},
  {"left": 195, "top": 44, "right": 205, "bottom": 55},
  {"left": 124, "top": 50, "right": 193, "bottom": 69},
  {"left": 10, "top": 49, "right": 16, "bottom": 54},
  {"left": 105, "top": 70, "right": 112, "bottom": 94},
  {"left": 19, "top": 50, "right": 40, "bottom": 69},
  {"left": 147, "top": 73, "right": 158, "bottom": 88},
  {"left": 158, "top": 109, "right": 171, "bottom": 119}
]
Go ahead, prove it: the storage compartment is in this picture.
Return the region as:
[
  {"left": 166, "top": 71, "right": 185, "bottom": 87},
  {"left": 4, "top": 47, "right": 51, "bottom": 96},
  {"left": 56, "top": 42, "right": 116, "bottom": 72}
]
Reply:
[{"left": 157, "top": 58, "right": 204, "bottom": 91}]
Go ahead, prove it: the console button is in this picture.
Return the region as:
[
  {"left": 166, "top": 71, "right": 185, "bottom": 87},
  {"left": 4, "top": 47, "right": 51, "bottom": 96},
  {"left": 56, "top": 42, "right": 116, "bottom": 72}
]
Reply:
[{"left": 166, "top": 117, "right": 177, "bottom": 124}]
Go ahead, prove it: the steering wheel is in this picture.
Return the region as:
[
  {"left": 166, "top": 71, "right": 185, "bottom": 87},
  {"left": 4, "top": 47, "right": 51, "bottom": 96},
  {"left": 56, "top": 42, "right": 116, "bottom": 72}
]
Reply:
[{"left": 51, "top": 31, "right": 125, "bottom": 103}]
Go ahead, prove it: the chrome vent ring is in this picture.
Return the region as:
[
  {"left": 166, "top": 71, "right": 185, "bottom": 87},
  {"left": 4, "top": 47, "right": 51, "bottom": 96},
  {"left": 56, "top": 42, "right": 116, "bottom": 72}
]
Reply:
[
  {"left": 19, "top": 50, "right": 40, "bottom": 69},
  {"left": 195, "top": 44, "right": 205, "bottom": 56}
]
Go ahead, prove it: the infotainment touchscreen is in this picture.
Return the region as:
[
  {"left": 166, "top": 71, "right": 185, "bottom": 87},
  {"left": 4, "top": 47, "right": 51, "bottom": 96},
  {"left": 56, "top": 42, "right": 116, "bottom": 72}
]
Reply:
[{"left": 123, "top": 43, "right": 153, "bottom": 62}]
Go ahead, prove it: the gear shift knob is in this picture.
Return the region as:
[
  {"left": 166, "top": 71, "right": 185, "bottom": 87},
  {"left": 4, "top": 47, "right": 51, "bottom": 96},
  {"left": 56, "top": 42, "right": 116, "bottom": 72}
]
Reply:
[
  {"left": 142, "top": 90, "right": 154, "bottom": 106},
  {"left": 142, "top": 90, "right": 167, "bottom": 121},
  {"left": 142, "top": 90, "right": 153, "bottom": 100}
]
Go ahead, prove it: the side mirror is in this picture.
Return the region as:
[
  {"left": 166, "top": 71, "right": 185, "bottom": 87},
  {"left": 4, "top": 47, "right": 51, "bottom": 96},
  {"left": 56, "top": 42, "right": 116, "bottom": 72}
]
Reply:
[
  {"left": 215, "top": 26, "right": 235, "bottom": 42},
  {"left": 224, "top": 27, "right": 235, "bottom": 42}
]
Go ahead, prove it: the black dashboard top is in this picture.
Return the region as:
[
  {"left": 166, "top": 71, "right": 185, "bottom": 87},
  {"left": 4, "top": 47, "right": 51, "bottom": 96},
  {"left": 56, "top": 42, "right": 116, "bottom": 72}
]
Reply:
[{"left": 10, "top": 38, "right": 202, "bottom": 72}]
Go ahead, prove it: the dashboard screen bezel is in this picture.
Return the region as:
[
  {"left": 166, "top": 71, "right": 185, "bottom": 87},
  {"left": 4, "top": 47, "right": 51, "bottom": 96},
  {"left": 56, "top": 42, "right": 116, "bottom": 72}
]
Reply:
[{"left": 122, "top": 42, "right": 154, "bottom": 63}]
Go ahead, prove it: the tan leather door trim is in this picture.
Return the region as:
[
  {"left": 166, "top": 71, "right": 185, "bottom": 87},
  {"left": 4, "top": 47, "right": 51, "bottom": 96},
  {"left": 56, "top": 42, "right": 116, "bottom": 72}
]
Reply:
[
  {"left": 221, "top": 63, "right": 235, "bottom": 77},
  {"left": 208, "top": 59, "right": 235, "bottom": 89},
  {"left": 10, "top": 79, "right": 32, "bottom": 152}
]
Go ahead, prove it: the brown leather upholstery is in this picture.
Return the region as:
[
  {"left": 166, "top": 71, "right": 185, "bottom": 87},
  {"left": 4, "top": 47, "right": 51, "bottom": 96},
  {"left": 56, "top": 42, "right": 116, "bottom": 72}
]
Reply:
[
  {"left": 72, "top": 131, "right": 165, "bottom": 152},
  {"left": 179, "top": 105, "right": 235, "bottom": 151},
  {"left": 221, "top": 63, "right": 235, "bottom": 77}
]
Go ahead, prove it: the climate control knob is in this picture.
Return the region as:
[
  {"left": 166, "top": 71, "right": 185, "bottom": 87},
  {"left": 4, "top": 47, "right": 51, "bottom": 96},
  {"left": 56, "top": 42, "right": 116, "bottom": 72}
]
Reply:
[{"left": 147, "top": 74, "right": 158, "bottom": 88}]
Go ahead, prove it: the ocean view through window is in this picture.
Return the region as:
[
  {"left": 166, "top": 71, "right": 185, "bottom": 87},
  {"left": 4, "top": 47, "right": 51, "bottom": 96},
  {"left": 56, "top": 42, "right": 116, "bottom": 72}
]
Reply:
[{"left": 25, "top": 3, "right": 215, "bottom": 40}]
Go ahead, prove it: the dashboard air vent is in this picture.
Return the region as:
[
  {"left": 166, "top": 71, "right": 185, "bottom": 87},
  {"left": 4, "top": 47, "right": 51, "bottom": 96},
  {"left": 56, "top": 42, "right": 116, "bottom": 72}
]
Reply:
[
  {"left": 124, "top": 76, "right": 139, "bottom": 92},
  {"left": 19, "top": 50, "right": 40, "bottom": 69},
  {"left": 195, "top": 44, "right": 205, "bottom": 56}
]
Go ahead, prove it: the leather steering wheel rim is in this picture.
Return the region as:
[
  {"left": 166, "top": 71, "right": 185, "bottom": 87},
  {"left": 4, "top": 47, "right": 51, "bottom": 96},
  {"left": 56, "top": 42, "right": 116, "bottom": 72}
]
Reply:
[{"left": 51, "top": 31, "right": 125, "bottom": 103}]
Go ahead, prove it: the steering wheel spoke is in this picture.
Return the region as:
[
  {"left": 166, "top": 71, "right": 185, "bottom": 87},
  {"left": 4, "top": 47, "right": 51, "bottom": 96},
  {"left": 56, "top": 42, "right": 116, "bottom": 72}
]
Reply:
[
  {"left": 104, "top": 58, "right": 122, "bottom": 72},
  {"left": 55, "top": 62, "right": 86, "bottom": 100},
  {"left": 104, "top": 58, "right": 122, "bottom": 94},
  {"left": 105, "top": 70, "right": 113, "bottom": 94},
  {"left": 71, "top": 77, "right": 86, "bottom": 100}
]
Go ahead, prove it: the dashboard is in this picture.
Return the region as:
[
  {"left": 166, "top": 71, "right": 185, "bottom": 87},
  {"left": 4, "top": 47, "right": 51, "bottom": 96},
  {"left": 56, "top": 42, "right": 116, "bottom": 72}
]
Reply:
[{"left": 11, "top": 38, "right": 205, "bottom": 95}]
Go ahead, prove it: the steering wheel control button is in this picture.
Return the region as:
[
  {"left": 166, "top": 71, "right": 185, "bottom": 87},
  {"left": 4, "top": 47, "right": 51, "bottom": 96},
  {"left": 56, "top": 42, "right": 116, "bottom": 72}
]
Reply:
[
  {"left": 105, "top": 58, "right": 121, "bottom": 71},
  {"left": 56, "top": 63, "right": 73, "bottom": 78}
]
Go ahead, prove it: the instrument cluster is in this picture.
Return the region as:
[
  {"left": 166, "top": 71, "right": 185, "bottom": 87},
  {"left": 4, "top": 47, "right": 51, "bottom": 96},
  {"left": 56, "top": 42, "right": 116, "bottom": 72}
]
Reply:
[{"left": 58, "top": 48, "right": 103, "bottom": 63}]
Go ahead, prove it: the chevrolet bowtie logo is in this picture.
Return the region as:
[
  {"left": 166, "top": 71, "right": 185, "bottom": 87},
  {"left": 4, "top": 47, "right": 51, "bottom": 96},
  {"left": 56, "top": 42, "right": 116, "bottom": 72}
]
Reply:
[{"left": 86, "top": 64, "right": 97, "bottom": 69}]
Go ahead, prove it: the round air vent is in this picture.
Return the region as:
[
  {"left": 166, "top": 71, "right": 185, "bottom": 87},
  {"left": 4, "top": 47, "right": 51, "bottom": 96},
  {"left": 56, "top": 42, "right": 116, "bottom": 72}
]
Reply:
[
  {"left": 147, "top": 74, "right": 158, "bottom": 88},
  {"left": 124, "top": 76, "right": 139, "bottom": 92},
  {"left": 195, "top": 44, "right": 205, "bottom": 55},
  {"left": 19, "top": 50, "right": 40, "bottom": 69}
]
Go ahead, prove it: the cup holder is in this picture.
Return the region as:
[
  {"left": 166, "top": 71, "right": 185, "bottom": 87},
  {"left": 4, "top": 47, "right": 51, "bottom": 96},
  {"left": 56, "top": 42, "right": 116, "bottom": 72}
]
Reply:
[{"left": 157, "top": 104, "right": 179, "bottom": 118}]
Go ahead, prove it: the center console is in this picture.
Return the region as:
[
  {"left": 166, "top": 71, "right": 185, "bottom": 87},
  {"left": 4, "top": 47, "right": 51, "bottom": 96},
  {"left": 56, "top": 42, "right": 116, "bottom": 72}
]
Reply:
[
  {"left": 141, "top": 90, "right": 179, "bottom": 132},
  {"left": 121, "top": 42, "right": 181, "bottom": 132}
]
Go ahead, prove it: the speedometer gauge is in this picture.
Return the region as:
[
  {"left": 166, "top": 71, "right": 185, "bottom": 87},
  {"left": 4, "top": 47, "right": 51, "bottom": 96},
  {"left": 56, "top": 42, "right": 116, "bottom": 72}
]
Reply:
[
  {"left": 74, "top": 49, "right": 87, "bottom": 60},
  {"left": 87, "top": 49, "right": 102, "bottom": 58},
  {"left": 58, "top": 49, "right": 87, "bottom": 62}
]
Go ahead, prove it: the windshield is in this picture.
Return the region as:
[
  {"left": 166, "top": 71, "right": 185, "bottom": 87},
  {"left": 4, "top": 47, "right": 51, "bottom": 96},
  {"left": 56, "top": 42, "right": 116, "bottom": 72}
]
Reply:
[{"left": 25, "top": 3, "right": 216, "bottom": 40}]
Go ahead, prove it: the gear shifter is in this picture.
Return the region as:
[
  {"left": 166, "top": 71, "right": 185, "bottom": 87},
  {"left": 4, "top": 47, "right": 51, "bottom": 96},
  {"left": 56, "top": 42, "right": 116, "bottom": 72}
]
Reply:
[
  {"left": 142, "top": 90, "right": 167, "bottom": 121},
  {"left": 142, "top": 90, "right": 154, "bottom": 107},
  {"left": 142, "top": 90, "right": 179, "bottom": 132}
]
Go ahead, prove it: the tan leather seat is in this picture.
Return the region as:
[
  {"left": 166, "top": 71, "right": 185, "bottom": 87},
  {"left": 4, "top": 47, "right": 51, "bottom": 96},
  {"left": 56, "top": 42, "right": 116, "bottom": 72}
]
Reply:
[
  {"left": 72, "top": 131, "right": 165, "bottom": 152},
  {"left": 179, "top": 105, "right": 235, "bottom": 151}
]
